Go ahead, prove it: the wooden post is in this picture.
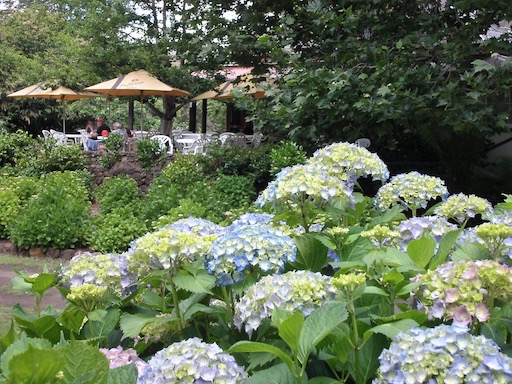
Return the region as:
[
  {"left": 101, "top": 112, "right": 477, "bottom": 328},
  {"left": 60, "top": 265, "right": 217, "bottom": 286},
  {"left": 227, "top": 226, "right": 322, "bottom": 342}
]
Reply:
[
  {"left": 202, "top": 99, "right": 207, "bottom": 133},
  {"left": 189, "top": 101, "right": 197, "bottom": 132}
]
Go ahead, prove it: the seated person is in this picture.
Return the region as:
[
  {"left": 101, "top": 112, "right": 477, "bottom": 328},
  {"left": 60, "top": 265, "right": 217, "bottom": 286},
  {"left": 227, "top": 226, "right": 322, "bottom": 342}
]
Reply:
[
  {"left": 90, "top": 118, "right": 110, "bottom": 139},
  {"left": 85, "top": 117, "right": 96, "bottom": 134},
  {"left": 111, "top": 122, "right": 127, "bottom": 137}
]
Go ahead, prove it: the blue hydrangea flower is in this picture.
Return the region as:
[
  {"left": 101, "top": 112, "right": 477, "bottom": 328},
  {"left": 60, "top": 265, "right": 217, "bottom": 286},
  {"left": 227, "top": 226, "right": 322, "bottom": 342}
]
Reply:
[
  {"left": 309, "top": 141, "right": 389, "bottom": 182},
  {"left": 167, "top": 217, "right": 223, "bottom": 236},
  {"left": 59, "top": 252, "right": 136, "bottom": 301},
  {"left": 137, "top": 337, "right": 248, "bottom": 383},
  {"left": 234, "top": 271, "right": 337, "bottom": 335},
  {"left": 206, "top": 225, "right": 296, "bottom": 285},
  {"left": 374, "top": 324, "right": 512, "bottom": 383},
  {"left": 394, "top": 216, "right": 458, "bottom": 251},
  {"left": 225, "top": 213, "right": 275, "bottom": 232}
]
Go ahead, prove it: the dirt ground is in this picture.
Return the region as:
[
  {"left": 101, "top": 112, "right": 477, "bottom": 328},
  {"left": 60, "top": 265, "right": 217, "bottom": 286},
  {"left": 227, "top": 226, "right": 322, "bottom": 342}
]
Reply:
[{"left": 0, "top": 263, "right": 66, "bottom": 309}]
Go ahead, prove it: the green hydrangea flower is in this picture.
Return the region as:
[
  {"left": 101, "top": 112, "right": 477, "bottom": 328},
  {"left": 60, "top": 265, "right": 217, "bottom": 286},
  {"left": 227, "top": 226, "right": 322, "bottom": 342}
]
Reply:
[
  {"left": 360, "top": 225, "right": 400, "bottom": 248},
  {"left": 434, "top": 193, "right": 493, "bottom": 226},
  {"left": 128, "top": 227, "right": 217, "bottom": 276},
  {"left": 309, "top": 141, "right": 389, "bottom": 182},
  {"left": 375, "top": 172, "right": 448, "bottom": 215}
]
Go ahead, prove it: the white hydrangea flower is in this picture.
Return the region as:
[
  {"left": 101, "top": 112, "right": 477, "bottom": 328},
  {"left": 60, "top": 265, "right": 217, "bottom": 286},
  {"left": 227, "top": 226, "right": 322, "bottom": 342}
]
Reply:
[
  {"left": 234, "top": 270, "right": 337, "bottom": 335},
  {"left": 138, "top": 337, "right": 248, "bottom": 383},
  {"left": 434, "top": 193, "right": 493, "bottom": 225}
]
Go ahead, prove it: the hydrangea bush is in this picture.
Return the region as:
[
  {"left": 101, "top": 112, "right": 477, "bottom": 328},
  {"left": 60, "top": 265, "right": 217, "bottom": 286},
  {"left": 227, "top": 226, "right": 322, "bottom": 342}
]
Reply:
[
  {"left": 374, "top": 324, "right": 512, "bottom": 383},
  {"left": 394, "top": 216, "right": 458, "bottom": 251},
  {"left": 100, "top": 346, "right": 147, "bottom": 375},
  {"left": 375, "top": 172, "right": 448, "bottom": 215},
  {"left": 234, "top": 270, "right": 337, "bottom": 334},
  {"left": 138, "top": 337, "right": 248, "bottom": 383},
  {"left": 411, "top": 260, "right": 512, "bottom": 325},
  {"left": 206, "top": 224, "right": 296, "bottom": 285}
]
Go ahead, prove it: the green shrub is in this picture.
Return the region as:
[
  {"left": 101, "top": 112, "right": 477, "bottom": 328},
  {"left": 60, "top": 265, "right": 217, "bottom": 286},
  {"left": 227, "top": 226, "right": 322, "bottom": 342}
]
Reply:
[
  {"left": 141, "top": 176, "right": 183, "bottom": 225},
  {"left": 136, "top": 138, "right": 166, "bottom": 171},
  {"left": 269, "top": 140, "right": 307, "bottom": 176},
  {"left": 94, "top": 175, "right": 141, "bottom": 213},
  {"left": 87, "top": 206, "right": 146, "bottom": 253},
  {"left": 99, "top": 134, "right": 125, "bottom": 169},
  {"left": 0, "top": 189, "right": 20, "bottom": 238},
  {"left": 16, "top": 139, "right": 88, "bottom": 176},
  {"left": 159, "top": 153, "right": 208, "bottom": 193},
  {"left": 9, "top": 173, "right": 91, "bottom": 249},
  {"left": 0, "top": 130, "right": 35, "bottom": 168},
  {"left": 41, "top": 171, "right": 91, "bottom": 201},
  {"left": 200, "top": 175, "right": 256, "bottom": 222}
]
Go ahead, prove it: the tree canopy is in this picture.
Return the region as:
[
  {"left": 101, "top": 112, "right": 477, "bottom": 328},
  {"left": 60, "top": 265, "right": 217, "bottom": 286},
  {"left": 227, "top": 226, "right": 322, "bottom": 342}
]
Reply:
[{"left": 1, "top": 0, "right": 511, "bottom": 192}]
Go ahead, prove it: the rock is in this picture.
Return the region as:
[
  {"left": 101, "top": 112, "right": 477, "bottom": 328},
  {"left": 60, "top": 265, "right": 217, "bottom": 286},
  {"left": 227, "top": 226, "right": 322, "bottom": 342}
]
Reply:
[
  {"left": 0, "top": 240, "right": 17, "bottom": 255},
  {"left": 60, "top": 249, "right": 77, "bottom": 260},
  {"left": 29, "top": 247, "right": 46, "bottom": 257},
  {"left": 46, "top": 248, "right": 61, "bottom": 259}
]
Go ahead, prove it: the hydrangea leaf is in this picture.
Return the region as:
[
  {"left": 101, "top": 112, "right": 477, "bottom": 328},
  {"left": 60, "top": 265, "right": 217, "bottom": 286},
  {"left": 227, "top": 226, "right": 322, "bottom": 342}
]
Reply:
[
  {"left": 275, "top": 310, "right": 305, "bottom": 354},
  {"left": 481, "top": 323, "right": 506, "bottom": 347},
  {"left": 364, "top": 318, "right": 419, "bottom": 341},
  {"left": 244, "top": 363, "right": 297, "bottom": 384},
  {"left": 309, "top": 378, "right": 342, "bottom": 384},
  {"left": 298, "top": 302, "right": 348, "bottom": 365},
  {"left": 429, "top": 229, "right": 462, "bottom": 269},
  {"left": 451, "top": 242, "right": 489, "bottom": 261},
  {"left": 291, "top": 233, "right": 328, "bottom": 272},
  {"left": 31, "top": 273, "right": 57, "bottom": 295},
  {"left": 11, "top": 305, "right": 61, "bottom": 342},
  {"left": 6, "top": 344, "right": 63, "bottom": 384},
  {"left": 0, "top": 321, "right": 18, "bottom": 355},
  {"left": 229, "top": 341, "right": 295, "bottom": 371},
  {"left": 407, "top": 233, "right": 436, "bottom": 268},
  {"left": 106, "top": 364, "right": 138, "bottom": 384},
  {"left": 56, "top": 305, "right": 87, "bottom": 334},
  {"left": 1, "top": 336, "right": 52, "bottom": 377},
  {"left": 172, "top": 270, "right": 216, "bottom": 294},
  {"left": 120, "top": 313, "right": 161, "bottom": 339},
  {"left": 83, "top": 308, "right": 120, "bottom": 339},
  {"left": 59, "top": 342, "right": 110, "bottom": 384}
]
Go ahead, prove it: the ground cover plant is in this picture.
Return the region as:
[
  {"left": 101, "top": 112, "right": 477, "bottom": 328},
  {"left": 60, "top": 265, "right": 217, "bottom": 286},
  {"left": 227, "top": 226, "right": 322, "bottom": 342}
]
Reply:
[{"left": 2, "top": 141, "right": 512, "bottom": 383}]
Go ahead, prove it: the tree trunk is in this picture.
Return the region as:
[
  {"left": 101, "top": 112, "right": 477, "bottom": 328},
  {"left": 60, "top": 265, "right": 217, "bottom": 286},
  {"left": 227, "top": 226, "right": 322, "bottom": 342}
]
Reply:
[{"left": 160, "top": 95, "right": 177, "bottom": 135}]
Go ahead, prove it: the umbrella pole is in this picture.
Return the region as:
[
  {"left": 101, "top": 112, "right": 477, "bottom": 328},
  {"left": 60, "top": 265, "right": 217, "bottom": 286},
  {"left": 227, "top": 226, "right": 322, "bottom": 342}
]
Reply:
[
  {"left": 140, "top": 92, "right": 144, "bottom": 135},
  {"left": 62, "top": 98, "right": 66, "bottom": 134}
]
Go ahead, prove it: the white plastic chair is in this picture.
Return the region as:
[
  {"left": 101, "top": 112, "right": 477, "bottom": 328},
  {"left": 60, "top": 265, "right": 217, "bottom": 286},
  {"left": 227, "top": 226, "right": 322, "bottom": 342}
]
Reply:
[
  {"left": 219, "top": 132, "right": 236, "bottom": 146},
  {"left": 355, "top": 138, "right": 371, "bottom": 148},
  {"left": 50, "top": 130, "right": 68, "bottom": 146},
  {"left": 191, "top": 139, "right": 209, "bottom": 155},
  {"left": 42, "top": 130, "right": 51, "bottom": 140},
  {"left": 150, "top": 135, "right": 174, "bottom": 155}
]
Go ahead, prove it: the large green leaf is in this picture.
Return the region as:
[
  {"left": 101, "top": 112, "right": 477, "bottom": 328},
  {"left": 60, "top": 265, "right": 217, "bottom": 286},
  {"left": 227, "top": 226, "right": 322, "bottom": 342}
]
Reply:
[
  {"left": 31, "top": 273, "right": 57, "bottom": 295},
  {"left": 276, "top": 311, "right": 305, "bottom": 353},
  {"left": 11, "top": 305, "right": 61, "bottom": 342},
  {"left": 364, "top": 318, "right": 418, "bottom": 340},
  {"left": 451, "top": 243, "right": 489, "bottom": 261},
  {"left": 291, "top": 233, "right": 328, "bottom": 272},
  {"left": 229, "top": 341, "right": 294, "bottom": 370},
  {"left": 348, "top": 334, "right": 387, "bottom": 384},
  {"left": 407, "top": 233, "right": 436, "bottom": 268},
  {"left": 120, "top": 313, "right": 164, "bottom": 339},
  {"left": 106, "top": 364, "right": 138, "bottom": 384},
  {"left": 57, "top": 305, "right": 87, "bottom": 334},
  {"left": 0, "top": 322, "right": 18, "bottom": 355},
  {"left": 6, "top": 345, "right": 63, "bottom": 384},
  {"left": 244, "top": 363, "right": 297, "bottom": 384},
  {"left": 60, "top": 342, "right": 110, "bottom": 384},
  {"left": 172, "top": 269, "right": 216, "bottom": 294},
  {"left": 429, "top": 229, "right": 462, "bottom": 269},
  {"left": 298, "top": 302, "right": 348, "bottom": 365},
  {"left": 309, "top": 378, "right": 342, "bottom": 384},
  {"left": 1, "top": 336, "right": 52, "bottom": 377},
  {"left": 339, "top": 235, "right": 373, "bottom": 262},
  {"left": 83, "top": 308, "right": 120, "bottom": 339}
]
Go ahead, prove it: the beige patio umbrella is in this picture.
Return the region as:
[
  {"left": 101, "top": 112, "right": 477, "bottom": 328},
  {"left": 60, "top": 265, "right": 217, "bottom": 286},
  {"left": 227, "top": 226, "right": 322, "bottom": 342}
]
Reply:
[
  {"left": 192, "top": 74, "right": 269, "bottom": 101},
  {"left": 85, "top": 69, "right": 192, "bottom": 130},
  {"left": 8, "top": 83, "right": 101, "bottom": 133}
]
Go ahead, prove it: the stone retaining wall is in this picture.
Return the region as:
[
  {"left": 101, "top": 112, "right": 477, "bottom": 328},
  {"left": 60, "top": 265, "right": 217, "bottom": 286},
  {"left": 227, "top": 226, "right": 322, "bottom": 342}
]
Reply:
[{"left": 85, "top": 152, "right": 174, "bottom": 193}]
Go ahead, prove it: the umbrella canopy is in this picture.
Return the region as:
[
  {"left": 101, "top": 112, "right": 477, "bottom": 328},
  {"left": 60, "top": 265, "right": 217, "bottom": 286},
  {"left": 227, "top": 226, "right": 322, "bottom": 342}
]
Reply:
[
  {"left": 192, "top": 74, "right": 268, "bottom": 101},
  {"left": 8, "top": 83, "right": 101, "bottom": 133},
  {"left": 85, "top": 69, "right": 191, "bottom": 131},
  {"left": 84, "top": 69, "right": 191, "bottom": 97}
]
